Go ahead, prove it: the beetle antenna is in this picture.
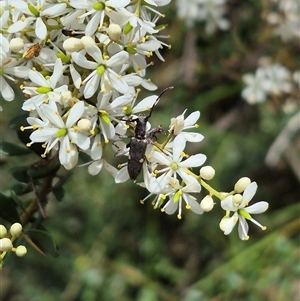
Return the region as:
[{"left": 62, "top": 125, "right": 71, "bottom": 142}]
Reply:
[{"left": 146, "top": 86, "right": 174, "bottom": 120}]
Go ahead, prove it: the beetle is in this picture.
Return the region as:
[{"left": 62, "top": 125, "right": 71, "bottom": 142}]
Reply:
[{"left": 126, "top": 87, "right": 173, "bottom": 180}]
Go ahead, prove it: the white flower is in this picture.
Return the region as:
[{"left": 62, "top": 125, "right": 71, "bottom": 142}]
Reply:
[
  {"left": 241, "top": 68, "right": 271, "bottom": 104},
  {"left": 22, "top": 58, "right": 68, "bottom": 111},
  {"left": 69, "top": 0, "right": 130, "bottom": 36},
  {"left": 27, "top": 100, "right": 90, "bottom": 169},
  {"left": 160, "top": 177, "right": 203, "bottom": 219},
  {"left": 107, "top": 7, "right": 158, "bottom": 35},
  {"left": 8, "top": 0, "right": 68, "bottom": 40},
  {"left": 141, "top": 175, "right": 203, "bottom": 219},
  {"left": 0, "top": 50, "right": 30, "bottom": 101},
  {"left": 152, "top": 135, "right": 207, "bottom": 185},
  {"left": 220, "top": 182, "right": 269, "bottom": 240},
  {"left": 72, "top": 41, "right": 129, "bottom": 98},
  {"left": 168, "top": 109, "right": 204, "bottom": 143},
  {"left": 176, "top": 0, "right": 230, "bottom": 34}
]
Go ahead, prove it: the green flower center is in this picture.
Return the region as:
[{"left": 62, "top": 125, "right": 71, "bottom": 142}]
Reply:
[
  {"left": 97, "top": 65, "right": 106, "bottom": 75},
  {"left": 93, "top": 3, "right": 105, "bottom": 11},
  {"left": 238, "top": 209, "right": 251, "bottom": 220},
  {"left": 171, "top": 162, "right": 178, "bottom": 171},
  {"left": 56, "top": 128, "right": 68, "bottom": 138},
  {"left": 28, "top": 4, "right": 39, "bottom": 17},
  {"left": 100, "top": 111, "right": 111, "bottom": 125},
  {"left": 36, "top": 87, "right": 52, "bottom": 94}
]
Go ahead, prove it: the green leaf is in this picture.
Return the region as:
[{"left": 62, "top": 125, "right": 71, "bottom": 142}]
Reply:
[
  {"left": 0, "top": 141, "right": 31, "bottom": 156},
  {"left": 27, "top": 159, "right": 60, "bottom": 179},
  {"left": 52, "top": 186, "right": 64, "bottom": 202},
  {"left": 10, "top": 166, "right": 31, "bottom": 183},
  {"left": 11, "top": 182, "right": 32, "bottom": 195},
  {"left": 26, "top": 228, "right": 59, "bottom": 258},
  {"left": 0, "top": 192, "right": 21, "bottom": 223},
  {"left": 8, "top": 113, "right": 29, "bottom": 130}
]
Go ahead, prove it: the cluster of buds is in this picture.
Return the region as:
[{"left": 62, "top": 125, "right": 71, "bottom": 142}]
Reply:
[{"left": 0, "top": 223, "right": 27, "bottom": 266}]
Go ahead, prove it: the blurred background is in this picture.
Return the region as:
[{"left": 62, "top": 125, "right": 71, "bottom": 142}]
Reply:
[{"left": 0, "top": 1, "right": 299, "bottom": 301}]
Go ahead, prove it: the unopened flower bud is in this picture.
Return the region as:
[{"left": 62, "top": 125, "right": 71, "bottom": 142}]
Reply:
[
  {"left": 0, "top": 225, "right": 7, "bottom": 238},
  {"left": 234, "top": 177, "right": 251, "bottom": 193},
  {"left": 9, "top": 38, "right": 24, "bottom": 52},
  {"left": 10, "top": 223, "right": 23, "bottom": 237},
  {"left": 63, "top": 37, "right": 84, "bottom": 52},
  {"left": 81, "top": 36, "right": 96, "bottom": 48},
  {"left": 0, "top": 238, "right": 13, "bottom": 251},
  {"left": 108, "top": 24, "right": 122, "bottom": 41},
  {"left": 15, "top": 245, "right": 27, "bottom": 257},
  {"left": 200, "top": 166, "right": 215, "bottom": 180},
  {"left": 200, "top": 195, "right": 214, "bottom": 212},
  {"left": 232, "top": 194, "right": 243, "bottom": 207},
  {"left": 77, "top": 119, "right": 92, "bottom": 133},
  {"left": 219, "top": 216, "right": 230, "bottom": 232}
]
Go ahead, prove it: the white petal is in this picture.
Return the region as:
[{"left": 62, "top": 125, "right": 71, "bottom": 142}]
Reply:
[
  {"left": 220, "top": 196, "right": 235, "bottom": 211},
  {"left": 66, "top": 101, "right": 85, "bottom": 127},
  {"left": 245, "top": 201, "right": 269, "bottom": 214},
  {"left": 238, "top": 216, "right": 249, "bottom": 240},
  {"left": 186, "top": 196, "right": 203, "bottom": 215},
  {"left": 184, "top": 111, "right": 200, "bottom": 126},
  {"left": 84, "top": 74, "right": 100, "bottom": 99},
  {"left": 106, "top": 69, "right": 128, "bottom": 94},
  {"left": 0, "top": 77, "right": 15, "bottom": 101},
  {"left": 179, "top": 154, "right": 207, "bottom": 168},
  {"left": 132, "top": 95, "right": 157, "bottom": 113},
  {"left": 72, "top": 52, "right": 98, "bottom": 69},
  {"left": 243, "top": 182, "right": 257, "bottom": 203},
  {"left": 69, "top": 131, "right": 90, "bottom": 150},
  {"left": 182, "top": 132, "right": 204, "bottom": 143},
  {"left": 8, "top": 18, "right": 32, "bottom": 33},
  {"left": 172, "top": 135, "right": 186, "bottom": 161},
  {"left": 106, "top": 51, "right": 129, "bottom": 68},
  {"left": 49, "top": 59, "right": 63, "bottom": 87},
  {"left": 35, "top": 18, "right": 47, "bottom": 40},
  {"left": 115, "top": 167, "right": 130, "bottom": 183},
  {"left": 106, "top": 0, "right": 130, "bottom": 7},
  {"left": 164, "top": 200, "right": 178, "bottom": 215},
  {"left": 86, "top": 42, "right": 103, "bottom": 63},
  {"left": 88, "top": 160, "right": 103, "bottom": 176},
  {"left": 30, "top": 128, "right": 57, "bottom": 142},
  {"left": 224, "top": 213, "right": 238, "bottom": 235},
  {"left": 29, "top": 69, "right": 48, "bottom": 87}
]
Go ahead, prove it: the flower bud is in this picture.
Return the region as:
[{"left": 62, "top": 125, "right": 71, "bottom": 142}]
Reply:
[
  {"left": 200, "top": 195, "right": 214, "bottom": 212},
  {"left": 9, "top": 38, "right": 24, "bottom": 52},
  {"left": 81, "top": 36, "right": 96, "bottom": 48},
  {"left": 108, "top": 24, "right": 122, "bottom": 41},
  {"left": 77, "top": 118, "right": 92, "bottom": 133},
  {"left": 0, "top": 238, "right": 13, "bottom": 251},
  {"left": 63, "top": 37, "right": 84, "bottom": 52},
  {"left": 15, "top": 245, "right": 27, "bottom": 257},
  {"left": 0, "top": 225, "right": 7, "bottom": 238},
  {"left": 232, "top": 194, "right": 243, "bottom": 207},
  {"left": 219, "top": 216, "right": 230, "bottom": 232},
  {"left": 10, "top": 223, "right": 23, "bottom": 237},
  {"left": 200, "top": 166, "right": 215, "bottom": 180},
  {"left": 234, "top": 177, "right": 251, "bottom": 193}
]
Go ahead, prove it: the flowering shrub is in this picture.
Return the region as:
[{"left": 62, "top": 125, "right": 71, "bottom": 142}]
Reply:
[{"left": 0, "top": 0, "right": 276, "bottom": 268}]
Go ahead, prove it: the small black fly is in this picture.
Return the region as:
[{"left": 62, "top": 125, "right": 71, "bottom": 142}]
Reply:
[{"left": 126, "top": 87, "right": 173, "bottom": 180}]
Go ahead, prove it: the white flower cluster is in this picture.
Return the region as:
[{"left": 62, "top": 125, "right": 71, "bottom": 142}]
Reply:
[
  {"left": 0, "top": 0, "right": 268, "bottom": 240},
  {"left": 241, "top": 63, "right": 297, "bottom": 104},
  {"left": 175, "top": 0, "right": 230, "bottom": 34},
  {"left": 0, "top": 223, "right": 27, "bottom": 265},
  {"left": 266, "top": 0, "right": 300, "bottom": 42}
]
